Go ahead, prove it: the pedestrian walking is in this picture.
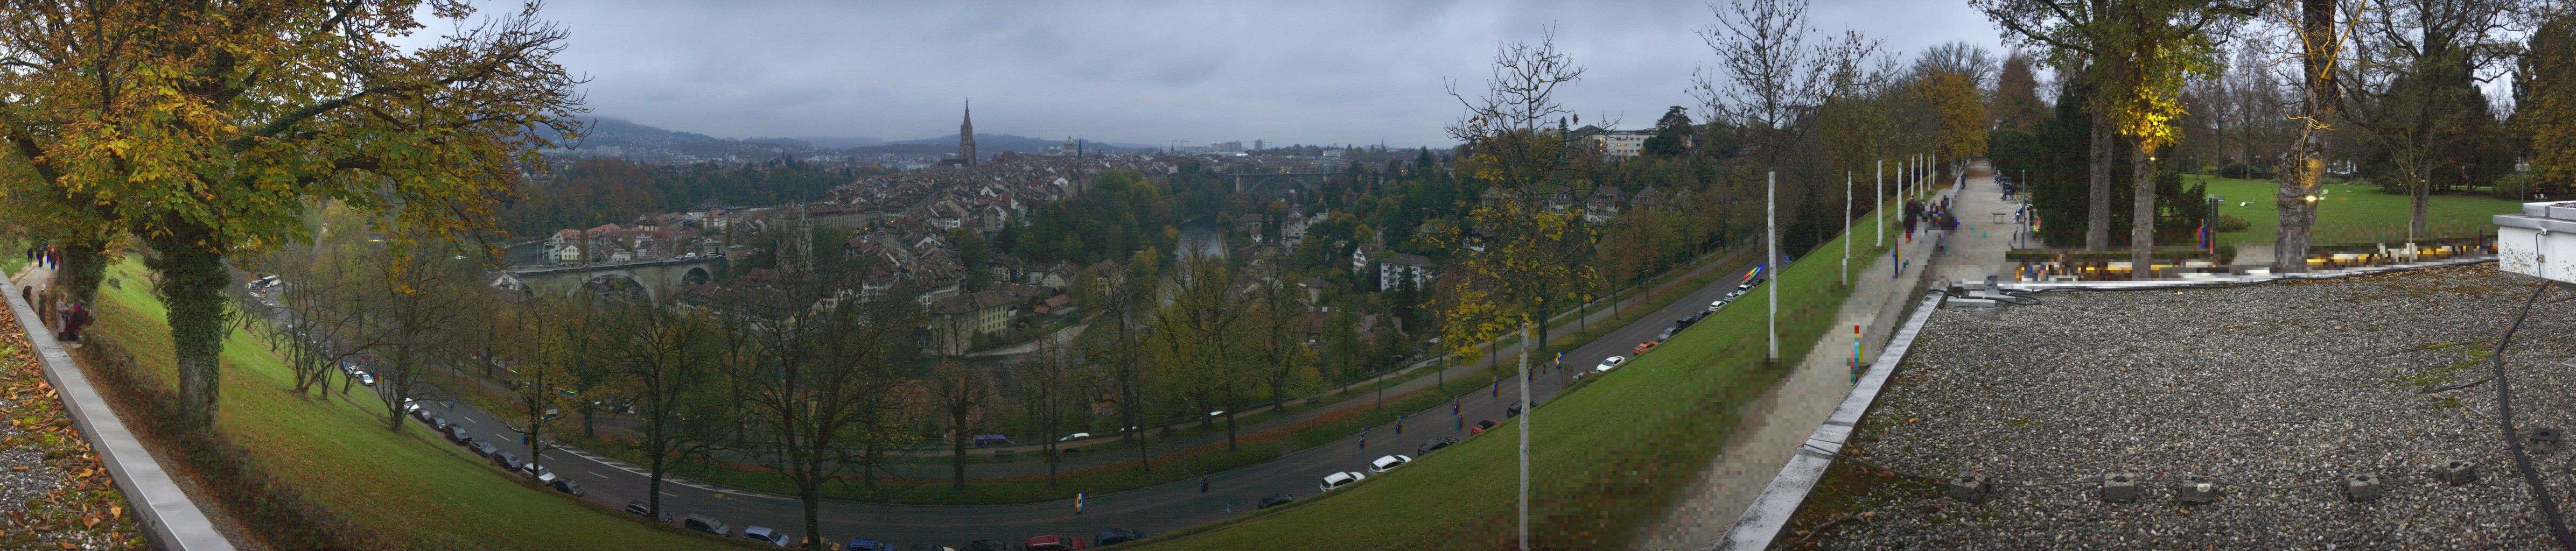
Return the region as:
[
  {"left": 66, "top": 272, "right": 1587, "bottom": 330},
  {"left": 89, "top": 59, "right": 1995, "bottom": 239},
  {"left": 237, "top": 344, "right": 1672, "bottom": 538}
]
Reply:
[
  {"left": 1075, "top": 492, "right": 1085, "bottom": 515},
  {"left": 1200, "top": 477, "right": 1209, "bottom": 493},
  {"left": 1396, "top": 414, "right": 1403, "bottom": 435},
  {"left": 1359, "top": 428, "right": 1367, "bottom": 449},
  {"left": 1490, "top": 376, "right": 1499, "bottom": 398},
  {"left": 1452, "top": 399, "right": 1460, "bottom": 416},
  {"left": 1457, "top": 416, "right": 1465, "bottom": 430}
]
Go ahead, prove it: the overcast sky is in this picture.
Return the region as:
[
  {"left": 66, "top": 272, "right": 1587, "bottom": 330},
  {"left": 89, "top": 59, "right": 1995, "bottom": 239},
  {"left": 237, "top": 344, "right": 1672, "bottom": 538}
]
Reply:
[{"left": 507, "top": 1, "right": 2013, "bottom": 148}]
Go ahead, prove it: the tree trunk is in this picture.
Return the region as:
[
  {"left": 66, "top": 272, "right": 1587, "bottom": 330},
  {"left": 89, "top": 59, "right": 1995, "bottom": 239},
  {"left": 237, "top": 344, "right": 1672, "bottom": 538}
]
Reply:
[
  {"left": 801, "top": 483, "right": 823, "bottom": 551},
  {"left": 2132, "top": 144, "right": 2159, "bottom": 280},
  {"left": 2278, "top": 0, "right": 2337, "bottom": 273},
  {"left": 2088, "top": 112, "right": 2115, "bottom": 251},
  {"left": 143, "top": 220, "right": 230, "bottom": 430},
  {"left": 55, "top": 236, "right": 109, "bottom": 306},
  {"left": 647, "top": 418, "right": 668, "bottom": 515}
]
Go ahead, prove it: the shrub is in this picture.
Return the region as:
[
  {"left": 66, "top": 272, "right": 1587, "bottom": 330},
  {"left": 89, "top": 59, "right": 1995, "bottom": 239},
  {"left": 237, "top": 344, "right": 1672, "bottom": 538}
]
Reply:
[
  {"left": 2214, "top": 214, "right": 2251, "bottom": 233},
  {"left": 2495, "top": 173, "right": 2533, "bottom": 200}
]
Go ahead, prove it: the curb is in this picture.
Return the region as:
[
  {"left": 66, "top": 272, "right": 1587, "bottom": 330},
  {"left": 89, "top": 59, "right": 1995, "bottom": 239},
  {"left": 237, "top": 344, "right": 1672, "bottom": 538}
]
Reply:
[{"left": 2, "top": 267, "right": 235, "bottom": 551}]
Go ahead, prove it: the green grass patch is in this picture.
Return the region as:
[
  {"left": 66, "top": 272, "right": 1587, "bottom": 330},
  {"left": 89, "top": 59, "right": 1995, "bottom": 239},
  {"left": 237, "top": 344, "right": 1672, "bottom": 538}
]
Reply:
[
  {"left": 1130, "top": 209, "right": 1901, "bottom": 550},
  {"left": 2192, "top": 174, "right": 2523, "bottom": 245},
  {"left": 85, "top": 259, "right": 745, "bottom": 550}
]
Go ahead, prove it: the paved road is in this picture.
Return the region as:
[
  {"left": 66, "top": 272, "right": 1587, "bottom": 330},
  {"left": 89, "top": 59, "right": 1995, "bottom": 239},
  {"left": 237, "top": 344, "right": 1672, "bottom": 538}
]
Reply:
[{"left": 381, "top": 248, "right": 1775, "bottom": 548}]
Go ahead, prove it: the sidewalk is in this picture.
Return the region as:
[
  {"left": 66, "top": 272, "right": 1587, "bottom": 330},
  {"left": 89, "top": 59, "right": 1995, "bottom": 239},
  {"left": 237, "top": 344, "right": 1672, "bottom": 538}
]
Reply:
[{"left": 1628, "top": 161, "right": 2000, "bottom": 548}]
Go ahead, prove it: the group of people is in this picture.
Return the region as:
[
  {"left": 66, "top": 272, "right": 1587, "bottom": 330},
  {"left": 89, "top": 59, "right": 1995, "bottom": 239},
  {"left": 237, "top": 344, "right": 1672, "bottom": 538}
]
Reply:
[
  {"left": 1903, "top": 196, "right": 1958, "bottom": 240},
  {"left": 24, "top": 245, "right": 59, "bottom": 271},
  {"left": 15, "top": 244, "right": 87, "bottom": 343}
]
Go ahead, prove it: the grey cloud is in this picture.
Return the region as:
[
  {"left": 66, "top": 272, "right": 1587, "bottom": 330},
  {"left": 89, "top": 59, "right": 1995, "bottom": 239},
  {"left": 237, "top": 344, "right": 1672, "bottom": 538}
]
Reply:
[{"left": 512, "top": 0, "right": 2007, "bottom": 147}]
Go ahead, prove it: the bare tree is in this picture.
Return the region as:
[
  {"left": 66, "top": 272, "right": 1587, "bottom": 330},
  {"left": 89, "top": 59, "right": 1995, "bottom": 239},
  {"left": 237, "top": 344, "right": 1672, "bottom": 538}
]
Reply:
[
  {"left": 931, "top": 357, "right": 993, "bottom": 491},
  {"left": 712, "top": 272, "right": 922, "bottom": 550},
  {"left": 594, "top": 294, "right": 721, "bottom": 517},
  {"left": 351, "top": 239, "right": 485, "bottom": 433},
  {"left": 1019, "top": 336, "right": 1077, "bottom": 486},
  {"left": 1077, "top": 252, "right": 1160, "bottom": 472},
  {"left": 2338, "top": 0, "right": 2515, "bottom": 243}
]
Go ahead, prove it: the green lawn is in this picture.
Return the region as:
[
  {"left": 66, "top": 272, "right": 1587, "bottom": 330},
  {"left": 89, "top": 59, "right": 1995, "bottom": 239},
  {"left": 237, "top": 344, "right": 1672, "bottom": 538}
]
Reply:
[
  {"left": 2193, "top": 174, "right": 2524, "bottom": 246},
  {"left": 87, "top": 259, "right": 747, "bottom": 550},
  {"left": 1131, "top": 207, "right": 1900, "bottom": 550}
]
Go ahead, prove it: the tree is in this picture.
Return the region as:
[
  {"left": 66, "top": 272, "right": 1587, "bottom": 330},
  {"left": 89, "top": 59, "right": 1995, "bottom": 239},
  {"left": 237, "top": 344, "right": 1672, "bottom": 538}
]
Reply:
[
  {"left": 352, "top": 238, "right": 486, "bottom": 433},
  {"left": 503, "top": 298, "right": 582, "bottom": 476},
  {"left": 2521, "top": 11, "right": 2576, "bottom": 198},
  {"left": 1019, "top": 335, "right": 1078, "bottom": 486},
  {"left": 0, "top": 1, "right": 585, "bottom": 428},
  {"left": 1642, "top": 106, "right": 1696, "bottom": 158},
  {"left": 1993, "top": 51, "right": 2051, "bottom": 132},
  {"left": 1921, "top": 72, "right": 1993, "bottom": 168},
  {"left": 713, "top": 272, "right": 922, "bottom": 550},
  {"left": 2280, "top": 0, "right": 2346, "bottom": 271},
  {"left": 931, "top": 358, "right": 993, "bottom": 491},
  {"left": 1442, "top": 27, "right": 1604, "bottom": 550},
  {"left": 237, "top": 207, "right": 389, "bottom": 396},
  {"left": 1147, "top": 253, "right": 1252, "bottom": 450},
  {"left": 594, "top": 294, "right": 720, "bottom": 517},
  {"left": 2340, "top": 0, "right": 2515, "bottom": 242},
  {"left": 1077, "top": 250, "right": 1160, "bottom": 472},
  {"left": 1981, "top": 0, "right": 2123, "bottom": 252}
]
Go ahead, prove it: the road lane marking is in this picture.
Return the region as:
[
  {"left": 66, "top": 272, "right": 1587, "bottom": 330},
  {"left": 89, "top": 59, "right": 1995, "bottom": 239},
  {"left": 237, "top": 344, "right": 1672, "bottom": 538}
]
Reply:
[{"left": 591, "top": 471, "right": 610, "bottom": 479}]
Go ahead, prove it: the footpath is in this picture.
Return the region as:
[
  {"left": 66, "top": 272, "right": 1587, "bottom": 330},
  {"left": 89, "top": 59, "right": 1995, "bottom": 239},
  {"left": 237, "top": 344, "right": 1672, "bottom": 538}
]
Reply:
[{"left": 1628, "top": 160, "right": 2010, "bottom": 548}]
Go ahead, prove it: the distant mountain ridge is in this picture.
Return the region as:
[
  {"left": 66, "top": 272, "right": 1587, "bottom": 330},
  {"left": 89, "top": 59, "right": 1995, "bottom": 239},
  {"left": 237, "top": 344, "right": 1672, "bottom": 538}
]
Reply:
[{"left": 547, "top": 116, "right": 1149, "bottom": 159}]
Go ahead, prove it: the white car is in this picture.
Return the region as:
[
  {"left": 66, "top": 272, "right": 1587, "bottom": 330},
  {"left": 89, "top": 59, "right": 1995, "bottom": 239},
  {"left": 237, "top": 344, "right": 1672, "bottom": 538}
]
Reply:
[
  {"left": 1368, "top": 455, "right": 1412, "bottom": 473},
  {"left": 519, "top": 463, "right": 557, "bottom": 484},
  {"left": 1594, "top": 356, "right": 1626, "bottom": 372},
  {"left": 1319, "top": 471, "right": 1367, "bottom": 491},
  {"left": 1707, "top": 299, "right": 1728, "bottom": 312},
  {"left": 356, "top": 371, "right": 376, "bottom": 386},
  {"left": 740, "top": 525, "right": 787, "bottom": 546},
  {"left": 1058, "top": 432, "right": 1091, "bottom": 442}
]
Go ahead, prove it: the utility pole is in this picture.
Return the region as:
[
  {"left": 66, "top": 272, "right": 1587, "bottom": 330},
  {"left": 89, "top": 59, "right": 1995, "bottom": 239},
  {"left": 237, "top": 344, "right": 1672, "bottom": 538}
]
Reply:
[
  {"left": 1517, "top": 320, "right": 1530, "bottom": 551},
  {"left": 1843, "top": 171, "right": 1851, "bottom": 283},
  {"left": 1877, "top": 160, "right": 1884, "bottom": 246},
  {"left": 1767, "top": 171, "right": 1779, "bottom": 362}
]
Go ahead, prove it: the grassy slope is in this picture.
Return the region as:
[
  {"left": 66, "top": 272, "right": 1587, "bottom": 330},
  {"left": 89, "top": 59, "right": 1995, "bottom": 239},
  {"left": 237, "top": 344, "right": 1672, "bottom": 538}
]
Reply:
[
  {"left": 1131, "top": 207, "right": 1898, "bottom": 550},
  {"left": 88, "top": 260, "right": 742, "bottom": 550},
  {"left": 2194, "top": 174, "right": 2524, "bottom": 245}
]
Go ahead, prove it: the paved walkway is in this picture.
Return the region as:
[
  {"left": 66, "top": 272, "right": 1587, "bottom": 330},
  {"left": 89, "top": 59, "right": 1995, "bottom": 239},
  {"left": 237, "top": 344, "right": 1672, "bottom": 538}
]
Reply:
[{"left": 1629, "top": 160, "right": 2005, "bottom": 549}]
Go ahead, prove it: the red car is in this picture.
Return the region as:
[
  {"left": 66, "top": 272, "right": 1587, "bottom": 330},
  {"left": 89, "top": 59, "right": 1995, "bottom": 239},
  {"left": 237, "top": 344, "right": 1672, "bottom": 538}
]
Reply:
[
  {"left": 1470, "top": 419, "right": 1499, "bottom": 435},
  {"left": 1026, "top": 534, "right": 1089, "bottom": 550},
  {"left": 1633, "top": 341, "right": 1660, "bottom": 355}
]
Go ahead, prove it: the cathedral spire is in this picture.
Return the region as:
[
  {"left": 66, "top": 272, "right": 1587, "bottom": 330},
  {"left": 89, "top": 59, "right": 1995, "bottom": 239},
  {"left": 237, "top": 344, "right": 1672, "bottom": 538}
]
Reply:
[{"left": 959, "top": 100, "right": 977, "bottom": 167}]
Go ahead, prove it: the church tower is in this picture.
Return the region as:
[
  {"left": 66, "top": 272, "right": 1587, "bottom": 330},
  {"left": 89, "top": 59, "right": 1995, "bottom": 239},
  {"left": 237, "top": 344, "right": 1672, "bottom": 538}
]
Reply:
[{"left": 959, "top": 100, "right": 977, "bottom": 167}]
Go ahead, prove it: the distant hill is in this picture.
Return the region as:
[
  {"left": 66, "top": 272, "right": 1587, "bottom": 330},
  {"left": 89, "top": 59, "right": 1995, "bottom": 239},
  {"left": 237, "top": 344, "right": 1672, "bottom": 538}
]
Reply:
[{"left": 546, "top": 117, "right": 1149, "bottom": 159}]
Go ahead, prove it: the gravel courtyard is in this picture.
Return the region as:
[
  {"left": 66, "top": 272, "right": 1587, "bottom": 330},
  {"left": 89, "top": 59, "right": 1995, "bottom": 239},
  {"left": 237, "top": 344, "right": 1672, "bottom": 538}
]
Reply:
[{"left": 1809, "top": 264, "right": 2576, "bottom": 550}]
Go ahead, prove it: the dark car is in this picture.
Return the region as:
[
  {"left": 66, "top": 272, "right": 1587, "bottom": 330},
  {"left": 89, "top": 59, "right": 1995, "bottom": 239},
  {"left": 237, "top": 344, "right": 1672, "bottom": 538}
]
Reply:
[
  {"left": 963, "top": 541, "right": 1011, "bottom": 551},
  {"left": 1676, "top": 312, "right": 1705, "bottom": 329},
  {"left": 491, "top": 451, "right": 519, "bottom": 469},
  {"left": 1655, "top": 327, "right": 1677, "bottom": 341},
  {"left": 428, "top": 415, "right": 451, "bottom": 431},
  {"left": 682, "top": 513, "right": 730, "bottom": 536},
  {"left": 846, "top": 539, "right": 897, "bottom": 551},
  {"left": 1506, "top": 400, "right": 1524, "bottom": 418},
  {"left": 1418, "top": 436, "right": 1458, "bottom": 455},
  {"left": 625, "top": 500, "right": 650, "bottom": 516},
  {"left": 1094, "top": 528, "right": 1145, "bottom": 545},
  {"left": 1257, "top": 493, "right": 1298, "bottom": 510},
  {"left": 1472, "top": 419, "right": 1499, "bottom": 435},
  {"left": 467, "top": 440, "right": 498, "bottom": 457},
  {"left": 547, "top": 478, "right": 584, "bottom": 496},
  {"left": 445, "top": 425, "right": 471, "bottom": 443}
]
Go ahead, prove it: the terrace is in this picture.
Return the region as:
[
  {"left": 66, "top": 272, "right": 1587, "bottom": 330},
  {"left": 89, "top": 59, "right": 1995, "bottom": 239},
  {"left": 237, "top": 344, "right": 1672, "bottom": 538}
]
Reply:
[{"left": 1794, "top": 264, "right": 2576, "bottom": 550}]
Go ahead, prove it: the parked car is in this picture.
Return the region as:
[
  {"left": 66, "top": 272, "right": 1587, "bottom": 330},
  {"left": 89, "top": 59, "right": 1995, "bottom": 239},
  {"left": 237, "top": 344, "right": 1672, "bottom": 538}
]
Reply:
[
  {"left": 1093, "top": 528, "right": 1145, "bottom": 545},
  {"left": 682, "top": 513, "right": 730, "bottom": 536},
  {"left": 741, "top": 526, "right": 787, "bottom": 546},
  {"left": 1676, "top": 312, "right": 1706, "bottom": 329},
  {"left": 1472, "top": 419, "right": 1498, "bottom": 435},
  {"left": 519, "top": 463, "right": 556, "bottom": 484},
  {"left": 401, "top": 398, "right": 422, "bottom": 416},
  {"left": 1058, "top": 432, "right": 1091, "bottom": 442},
  {"left": 1369, "top": 454, "right": 1412, "bottom": 473},
  {"left": 1594, "top": 356, "right": 1626, "bottom": 372},
  {"left": 1417, "top": 436, "right": 1458, "bottom": 455},
  {"left": 1655, "top": 327, "right": 1677, "bottom": 341},
  {"left": 445, "top": 425, "right": 471, "bottom": 443},
  {"left": 907, "top": 545, "right": 957, "bottom": 551},
  {"left": 468, "top": 440, "right": 498, "bottom": 457},
  {"left": 428, "top": 416, "right": 451, "bottom": 431},
  {"left": 1724, "top": 288, "right": 1744, "bottom": 301},
  {"left": 962, "top": 541, "right": 1011, "bottom": 551},
  {"left": 624, "top": 500, "right": 650, "bottom": 516},
  {"left": 1633, "top": 341, "right": 1659, "bottom": 355},
  {"left": 491, "top": 451, "right": 518, "bottom": 469},
  {"left": 250, "top": 276, "right": 279, "bottom": 289},
  {"left": 1025, "top": 534, "right": 1089, "bottom": 550},
  {"left": 547, "top": 478, "right": 584, "bottom": 496},
  {"left": 1319, "top": 471, "right": 1366, "bottom": 491},
  {"left": 846, "top": 539, "right": 897, "bottom": 551},
  {"left": 1707, "top": 299, "right": 1730, "bottom": 312},
  {"left": 1257, "top": 493, "right": 1298, "bottom": 510},
  {"left": 970, "top": 434, "right": 1014, "bottom": 448},
  {"left": 355, "top": 371, "right": 376, "bottom": 386},
  {"left": 1507, "top": 400, "right": 1524, "bottom": 418}
]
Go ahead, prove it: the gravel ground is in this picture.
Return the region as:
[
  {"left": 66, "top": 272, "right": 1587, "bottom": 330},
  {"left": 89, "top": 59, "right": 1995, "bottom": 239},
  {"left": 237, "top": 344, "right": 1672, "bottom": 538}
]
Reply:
[
  {"left": 1813, "top": 264, "right": 2576, "bottom": 550},
  {"left": 0, "top": 303, "right": 144, "bottom": 549}
]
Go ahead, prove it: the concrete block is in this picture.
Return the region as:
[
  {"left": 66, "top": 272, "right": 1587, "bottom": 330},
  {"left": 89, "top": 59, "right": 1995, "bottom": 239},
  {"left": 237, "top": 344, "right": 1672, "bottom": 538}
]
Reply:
[
  {"left": 1948, "top": 475, "right": 1992, "bottom": 503},
  {"left": 2533, "top": 427, "right": 2563, "bottom": 454},
  {"left": 2437, "top": 460, "right": 2480, "bottom": 485},
  {"left": 2344, "top": 474, "right": 2384, "bottom": 501},
  {"left": 2172, "top": 475, "right": 2221, "bottom": 505},
  {"left": 2098, "top": 473, "right": 2141, "bottom": 504}
]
